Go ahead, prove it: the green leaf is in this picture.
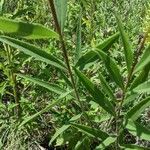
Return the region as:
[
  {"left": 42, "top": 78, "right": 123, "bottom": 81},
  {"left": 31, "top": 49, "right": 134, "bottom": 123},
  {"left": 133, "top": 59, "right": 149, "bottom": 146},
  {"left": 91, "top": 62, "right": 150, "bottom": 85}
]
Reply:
[
  {"left": 126, "top": 120, "right": 150, "bottom": 141},
  {"left": 74, "top": 68, "right": 115, "bottom": 116},
  {"left": 71, "top": 123, "right": 109, "bottom": 141},
  {"left": 59, "top": 71, "right": 72, "bottom": 87},
  {"left": 92, "top": 114, "right": 111, "bottom": 123},
  {"left": 130, "top": 62, "right": 150, "bottom": 89},
  {"left": 0, "top": 82, "right": 7, "bottom": 99},
  {"left": 49, "top": 114, "right": 81, "bottom": 145},
  {"left": 133, "top": 80, "right": 150, "bottom": 93},
  {"left": 19, "top": 99, "right": 61, "bottom": 128},
  {"left": 11, "top": 7, "right": 33, "bottom": 19},
  {"left": 99, "top": 73, "right": 116, "bottom": 101},
  {"left": 96, "top": 32, "right": 119, "bottom": 51},
  {"left": 123, "top": 93, "right": 139, "bottom": 105},
  {"left": 134, "top": 45, "right": 150, "bottom": 73},
  {"left": 115, "top": 15, "right": 133, "bottom": 73},
  {"left": 0, "top": 17, "right": 59, "bottom": 39},
  {"left": 76, "top": 50, "right": 97, "bottom": 69},
  {"left": 19, "top": 91, "right": 71, "bottom": 128},
  {"left": 76, "top": 32, "right": 119, "bottom": 68},
  {"left": 121, "top": 144, "right": 150, "bottom": 150},
  {"left": 94, "top": 50, "right": 124, "bottom": 89},
  {"left": 126, "top": 97, "right": 150, "bottom": 121},
  {"left": 17, "top": 74, "right": 66, "bottom": 95},
  {"left": 54, "top": 0, "right": 67, "bottom": 32},
  {"left": 69, "top": 114, "right": 82, "bottom": 122},
  {"left": 49, "top": 124, "right": 70, "bottom": 145},
  {"left": 95, "top": 137, "right": 116, "bottom": 150},
  {"left": 75, "top": 8, "right": 82, "bottom": 63},
  {"left": 0, "top": 36, "right": 66, "bottom": 70},
  {"left": 0, "top": 0, "right": 4, "bottom": 15},
  {"left": 75, "top": 137, "right": 90, "bottom": 150}
]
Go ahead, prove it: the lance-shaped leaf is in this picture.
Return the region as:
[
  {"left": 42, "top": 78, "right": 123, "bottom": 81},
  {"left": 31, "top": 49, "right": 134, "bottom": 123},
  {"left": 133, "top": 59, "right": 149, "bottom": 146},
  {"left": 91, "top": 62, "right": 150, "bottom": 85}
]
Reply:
[
  {"left": 133, "top": 80, "right": 150, "bottom": 93},
  {"left": 71, "top": 123, "right": 109, "bottom": 141},
  {"left": 19, "top": 91, "right": 71, "bottom": 128},
  {"left": 94, "top": 50, "right": 124, "bottom": 89},
  {"left": 49, "top": 114, "right": 82, "bottom": 145},
  {"left": 99, "top": 73, "right": 116, "bottom": 101},
  {"left": 0, "top": 36, "right": 66, "bottom": 70},
  {"left": 130, "top": 62, "right": 150, "bottom": 90},
  {"left": 54, "top": 0, "right": 67, "bottom": 32},
  {"left": 126, "top": 120, "right": 150, "bottom": 141},
  {"left": 0, "top": 17, "right": 58, "bottom": 39},
  {"left": 121, "top": 144, "right": 150, "bottom": 150},
  {"left": 50, "top": 124, "right": 70, "bottom": 145},
  {"left": 96, "top": 32, "right": 119, "bottom": 51},
  {"left": 76, "top": 32, "right": 120, "bottom": 68},
  {"left": 59, "top": 71, "right": 72, "bottom": 87},
  {"left": 126, "top": 97, "right": 150, "bottom": 121},
  {"left": 115, "top": 15, "right": 133, "bottom": 73},
  {"left": 75, "top": 8, "right": 82, "bottom": 63},
  {"left": 0, "top": 0, "right": 4, "bottom": 15},
  {"left": 75, "top": 136, "right": 90, "bottom": 150},
  {"left": 76, "top": 50, "right": 97, "bottom": 69},
  {"left": 123, "top": 93, "right": 139, "bottom": 105},
  {"left": 74, "top": 68, "right": 115, "bottom": 116},
  {"left": 19, "top": 99, "right": 61, "bottom": 128},
  {"left": 95, "top": 137, "right": 116, "bottom": 150},
  {"left": 134, "top": 44, "right": 150, "bottom": 73},
  {"left": 17, "top": 74, "right": 66, "bottom": 95}
]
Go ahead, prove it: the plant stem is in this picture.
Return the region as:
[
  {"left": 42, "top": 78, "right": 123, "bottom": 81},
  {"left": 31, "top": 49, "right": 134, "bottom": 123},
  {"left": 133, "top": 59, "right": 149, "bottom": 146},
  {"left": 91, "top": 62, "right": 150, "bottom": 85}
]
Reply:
[
  {"left": 4, "top": 44, "right": 21, "bottom": 117},
  {"left": 12, "top": 73, "right": 21, "bottom": 117},
  {"left": 118, "top": 32, "right": 147, "bottom": 117},
  {"left": 125, "top": 33, "right": 148, "bottom": 90},
  {"left": 47, "top": 0, "right": 95, "bottom": 127},
  {"left": 47, "top": 0, "right": 85, "bottom": 114},
  {"left": 115, "top": 32, "right": 147, "bottom": 149}
]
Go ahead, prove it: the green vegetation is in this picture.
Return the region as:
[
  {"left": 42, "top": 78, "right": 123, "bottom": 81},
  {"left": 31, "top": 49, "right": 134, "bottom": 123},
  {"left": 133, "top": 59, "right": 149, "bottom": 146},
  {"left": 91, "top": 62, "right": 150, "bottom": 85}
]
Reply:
[{"left": 0, "top": 0, "right": 150, "bottom": 149}]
